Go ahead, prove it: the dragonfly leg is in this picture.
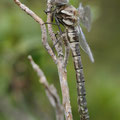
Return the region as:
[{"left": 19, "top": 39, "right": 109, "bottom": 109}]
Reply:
[
  {"left": 54, "top": 14, "right": 63, "bottom": 35},
  {"left": 52, "top": 32, "right": 62, "bottom": 50},
  {"left": 44, "top": 9, "right": 56, "bottom": 14},
  {"left": 44, "top": 10, "right": 51, "bottom": 14}
]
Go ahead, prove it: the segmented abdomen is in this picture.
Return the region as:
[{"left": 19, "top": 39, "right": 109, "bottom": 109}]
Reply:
[{"left": 67, "top": 27, "right": 89, "bottom": 120}]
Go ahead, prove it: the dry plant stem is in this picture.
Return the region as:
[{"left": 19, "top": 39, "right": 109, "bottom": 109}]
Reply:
[
  {"left": 57, "top": 60, "right": 72, "bottom": 120},
  {"left": 47, "top": 1, "right": 73, "bottom": 120},
  {"left": 62, "top": 34, "right": 70, "bottom": 69},
  {"left": 47, "top": 2, "right": 63, "bottom": 57},
  {"left": 64, "top": 45, "right": 70, "bottom": 69},
  {"left": 28, "top": 55, "right": 64, "bottom": 120},
  {"left": 14, "top": 0, "right": 57, "bottom": 64}
]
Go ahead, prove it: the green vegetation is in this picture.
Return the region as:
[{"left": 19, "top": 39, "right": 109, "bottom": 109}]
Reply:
[{"left": 0, "top": 0, "right": 120, "bottom": 120}]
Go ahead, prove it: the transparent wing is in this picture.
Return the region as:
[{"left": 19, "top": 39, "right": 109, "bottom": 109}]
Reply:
[
  {"left": 77, "top": 24, "right": 94, "bottom": 62},
  {"left": 78, "top": 3, "right": 92, "bottom": 32}
]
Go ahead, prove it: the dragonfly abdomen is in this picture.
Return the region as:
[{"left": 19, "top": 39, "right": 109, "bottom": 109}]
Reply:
[{"left": 67, "top": 27, "right": 89, "bottom": 120}]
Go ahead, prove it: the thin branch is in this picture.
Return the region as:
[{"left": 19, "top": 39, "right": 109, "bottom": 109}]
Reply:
[
  {"left": 47, "top": 1, "right": 73, "bottom": 120},
  {"left": 47, "top": 2, "right": 63, "bottom": 57},
  {"left": 14, "top": 0, "right": 57, "bottom": 64},
  {"left": 28, "top": 55, "right": 64, "bottom": 120},
  {"left": 64, "top": 45, "right": 70, "bottom": 69},
  {"left": 62, "top": 33, "right": 70, "bottom": 69},
  {"left": 55, "top": 32, "right": 70, "bottom": 69},
  {"left": 57, "top": 60, "right": 73, "bottom": 120}
]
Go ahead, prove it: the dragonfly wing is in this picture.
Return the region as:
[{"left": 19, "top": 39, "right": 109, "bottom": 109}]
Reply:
[
  {"left": 77, "top": 25, "right": 94, "bottom": 62},
  {"left": 78, "top": 3, "right": 92, "bottom": 32}
]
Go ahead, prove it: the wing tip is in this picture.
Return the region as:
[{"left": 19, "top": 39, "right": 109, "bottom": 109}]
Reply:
[
  {"left": 90, "top": 56, "right": 94, "bottom": 63},
  {"left": 88, "top": 49, "right": 94, "bottom": 63}
]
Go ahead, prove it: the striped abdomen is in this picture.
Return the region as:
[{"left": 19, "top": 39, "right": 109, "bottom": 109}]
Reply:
[{"left": 67, "top": 27, "right": 89, "bottom": 120}]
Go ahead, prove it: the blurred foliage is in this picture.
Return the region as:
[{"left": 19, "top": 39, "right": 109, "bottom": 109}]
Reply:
[{"left": 0, "top": 0, "right": 120, "bottom": 120}]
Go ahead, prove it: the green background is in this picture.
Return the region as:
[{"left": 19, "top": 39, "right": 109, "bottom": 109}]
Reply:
[{"left": 0, "top": 0, "right": 120, "bottom": 120}]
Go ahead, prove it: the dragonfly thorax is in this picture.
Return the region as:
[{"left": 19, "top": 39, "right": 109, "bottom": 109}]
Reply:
[{"left": 55, "top": 5, "right": 78, "bottom": 27}]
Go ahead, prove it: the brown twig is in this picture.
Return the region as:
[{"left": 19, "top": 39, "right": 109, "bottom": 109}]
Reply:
[
  {"left": 64, "top": 45, "right": 70, "bottom": 69},
  {"left": 46, "top": 2, "right": 63, "bottom": 57},
  {"left": 14, "top": 0, "right": 57, "bottom": 64},
  {"left": 28, "top": 55, "right": 64, "bottom": 120},
  {"left": 47, "top": 1, "right": 73, "bottom": 120},
  {"left": 62, "top": 33, "right": 70, "bottom": 69}
]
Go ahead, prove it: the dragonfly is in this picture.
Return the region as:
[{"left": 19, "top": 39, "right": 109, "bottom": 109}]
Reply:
[{"left": 50, "top": 0, "right": 94, "bottom": 119}]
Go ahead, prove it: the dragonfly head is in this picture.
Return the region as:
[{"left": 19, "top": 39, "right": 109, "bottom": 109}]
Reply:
[{"left": 50, "top": 0, "right": 69, "bottom": 6}]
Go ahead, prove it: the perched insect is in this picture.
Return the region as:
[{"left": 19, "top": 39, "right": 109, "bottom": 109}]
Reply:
[{"left": 50, "top": 0, "right": 94, "bottom": 119}]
